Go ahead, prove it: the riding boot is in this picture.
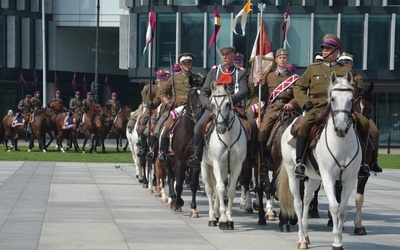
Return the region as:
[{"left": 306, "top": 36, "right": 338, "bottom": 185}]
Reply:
[
  {"left": 137, "top": 133, "right": 147, "bottom": 158},
  {"left": 158, "top": 137, "right": 169, "bottom": 163},
  {"left": 358, "top": 132, "right": 370, "bottom": 177},
  {"left": 187, "top": 133, "right": 203, "bottom": 169},
  {"left": 258, "top": 141, "right": 268, "bottom": 176},
  {"left": 294, "top": 135, "right": 307, "bottom": 179},
  {"left": 370, "top": 136, "right": 383, "bottom": 172},
  {"left": 246, "top": 141, "right": 256, "bottom": 169},
  {"left": 146, "top": 135, "right": 157, "bottom": 160}
]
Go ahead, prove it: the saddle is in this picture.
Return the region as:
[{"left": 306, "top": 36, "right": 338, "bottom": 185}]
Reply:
[
  {"left": 62, "top": 114, "right": 76, "bottom": 130},
  {"left": 12, "top": 116, "right": 24, "bottom": 128}
]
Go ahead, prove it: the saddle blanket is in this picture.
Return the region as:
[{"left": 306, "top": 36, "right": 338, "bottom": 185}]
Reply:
[
  {"left": 12, "top": 116, "right": 24, "bottom": 128},
  {"left": 62, "top": 115, "right": 76, "bottom": 130}
]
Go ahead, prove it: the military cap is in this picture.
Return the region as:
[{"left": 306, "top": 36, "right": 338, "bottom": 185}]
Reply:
[
  {"left": 338, "top": 52, "right": 354, "bottom": 62},
  {"left": 75, "top": 91, "right": 80, "bottom": 95},
  {"left": 233, "top": 53, "right": 244, "bottom": 62},
  {"left": 275, "top": 48, "right": 288, "bottom": 58},
  {"left": 314, "top": 52, "right": 324, "bottom": 62},
  {"left": 56, "top": 90, "right": 61, "bottom": 94},
  {"left": 34, "top": 91, "right": 40, "bottom": 95},
  {"left": 87, "top": 92, "right": 92, "bottom": 96},
  {"left": 220, "top": 46, "right": 236, "bottom": 53},
  {"left": 156, "top": 70, "right": 167, "bottom": 77},
  {"left": 172, "top": 64, "right": 181, "bottom": 72},
  {"left": 112, "top": 92, "right": 117, "bottom": 97},
  {"left": 320, "top": 34, "right": 344, "bottom": 50},
  {"left": 25, "top": 94, "right": 31, "bottom": 98},
  {"left": 178, "top": 53, "right": 194, "bottom": 64}
]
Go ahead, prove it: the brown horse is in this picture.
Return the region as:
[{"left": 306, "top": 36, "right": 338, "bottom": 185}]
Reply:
[
  {"left": 48, "top": 100, "right": 65, "bottom": 115},
  {"left": 1, "top": 112, "right": 25, "bottom": 151},
  {"left": 90, "top": 106, "right": 112, "bottom": 153},
  {"left": 81, "top": 102, "right": 103, "bottom": 153},
  {"left": 111, "top": 106, "right": 132, "bottom": 152},
  {"left": 28, "top": 108, "right": 56, "bottom": 152},
  {"left": 55, "top": 111, "right": 80, "bottom": 153}
]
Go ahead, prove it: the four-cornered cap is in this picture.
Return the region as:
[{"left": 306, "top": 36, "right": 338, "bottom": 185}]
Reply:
[
  {"left": 156, "top": 70, "right": 167, "bottom": 77},
  {"left": 220, "top": 46, "right": 236, "bottom": 54},
  {"left": 320, "top": 34, "right": 344, "bottom": 50},
  {"left": 172, "top": 64, "right": 181, "bottom": 72},
  {"left": 233, "top": 53, "right": 244, "bottom": 62},
  {"left": 25, "top": 94, "right": 31, "bottom": 98},
  {"left": 75, "top": 91, "right": 80, "bottom": 95},
  {"left": 178, "top": 53, "right": 194, "bottom": 64},
  {"left": 314, "top": 52, "right": 324, "bottom": 62},
  {"left": 275, "top": 48, "right": 288, "bottom": 58},
  {"left": 112, "top": 92, "right": 117, "bottom": 97},
  {"left": 56, "top": 90, "right": 61, "bottom": 94},
  {"left": 87, "top": 92, "right": 92, "bottom": 96},
  {"left": 34, "top": 91, "right": 40, "bottom": 95},
  {"left": 338, "top": 52, "right": 354, "bottom": 62}
]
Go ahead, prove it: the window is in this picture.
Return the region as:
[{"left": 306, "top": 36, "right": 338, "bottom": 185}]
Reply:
[
  {"left": 340, "top": 14, "right": 364, "bottom": 69},
  {"left": 286, "top": 14, "right": 311, "bottom": 67},
  {"left": 0, "top": 16, "right": 4, "bottom": 68},
  {"left": 181, "top": 13, "right": 204, "bottom": 67},
  {"left": 367, "top": 14, "right": 391, "bottom": 69},
  {"left": 207, "top": 12, "right": 231, "bottom": 67},
  {"left": 395, "top": 15, "right": 400, "bottom": 70},
  {"left": 313, "top": 14, "right": 337, "bottom": 58},
  {"left": 138, "top": 14, "right": 149, "bottom": 68},
  {"left": 156, "top": 14, "right": 176, "bottom": 67}
]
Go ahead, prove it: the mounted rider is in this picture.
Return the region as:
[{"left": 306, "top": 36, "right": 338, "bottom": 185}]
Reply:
[
  {"left": 256, "top": 48, "right": 300, "bottom": 175},
  {"left": 69, "top": 91, "right": 83, "bottom": 128},
  {"left": 106, "top": 92, "right": 122, "bottom": 122},
  {"left": 136, "top": 69, "right": 169, "bottom": 158},
  {"left": 30, "top": 91, "right": 42, "bottom": 111},
  {"left": 156, "top": 53, "right": 204, "bottom": 163},
  {"left": 293, "top": 34, "right": 371, "bottom": 179},
  {"left": 82, "top": 92, "right": 94, "bottom": 111},
  {"left": 187, "top": 46, "right": 257, "bottom": 169},
  {"left": 17, "top": 94, "right": 34, "bottom": 131}
]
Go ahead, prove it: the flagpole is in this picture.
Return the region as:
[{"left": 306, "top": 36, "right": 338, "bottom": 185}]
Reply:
[
  {"left": 257, "top": 3, "right": 265, "bottom": 129},
  {"left": 213, "top": 2, "right": 217, "bottom": 66},
  {"left": 245, "top": 3, "right": 252, "bottom": 73},
  {"left": 42, "top": 0, "right": 47, "bottom": 107},
  {"left": 148, "top": 3, "right": 154, "bottom": 147}
]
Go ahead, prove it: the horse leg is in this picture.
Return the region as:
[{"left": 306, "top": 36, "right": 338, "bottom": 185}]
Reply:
[
  {"left": 115, "top": 137, "right": 120, "bottom": 152},
  {"left": 240, "top": 167, "right": 253, "bottom": 214},
  {"left": 309, "top": 184, "right": 321, "bottom": 218},
  {"left": 173, "top": 161, "right": 185, "bottom": 210},
  {"left": 354, "top": 176, "right": 368, "bottom": 235},
  {"left": 45, "top": 131, "right": 54, "bottom": 149},
  {"left": 256, "top": 171, "right": 267, "bottom": 225},
  {"left": 264, "top": 171, "right": 276, "bottom": 221},
  {"left": 189, "top": 168, "right": 200, "bottom": 218}
]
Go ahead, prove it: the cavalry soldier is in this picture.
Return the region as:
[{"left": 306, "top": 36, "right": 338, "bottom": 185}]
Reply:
[
  {"left": 53, "top": 90, "right": 64, "bottom": 105},
  {"left": 106, "top": 92, "right": 122, "bottom": 122},
  {"left": 69, "top": 91, "right": 83, "bottom": 123},
  {"left": 257, "top": 48, "right": 300, "bottom": 175},
  {"left": 82, "top": 92, "right": 94, "bottom": 111},
  {"left": 156, "top": 53, "right": 204, "bottom": 163},
  {"left": 136, "top": 70, "right": 169, "bottom": 158},
  {"left": 30, "top": 91, "right": 42, "bottom": 111},
  {"left": 17, "top": 94, "right": 33, "bottom": 131},
  {"left": 338, "top": 52, "right": 382, "bottom": 173},
  {"left": 187, "top": 46, "right": 257, "bottom": 169},
  {"left": 293, "top": 34, "right": 371, "bottom": 179}
]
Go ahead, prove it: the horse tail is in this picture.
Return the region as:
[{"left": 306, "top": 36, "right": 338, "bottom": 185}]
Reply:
[{"left": 277, "top": 161, "right": 295, "bottom": 218}]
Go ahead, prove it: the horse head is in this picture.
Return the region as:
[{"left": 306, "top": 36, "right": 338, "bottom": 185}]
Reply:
[
  {"left": 48, "top": 100, "right": 64, "bottom": 114},
  {"left": 354, "top": 82, "right": 373, "bottom": 119},
  {"left": 210, "top": 83, "right": 234, "bottom": 134},
  {"left": 329, "top": 71, "right": 355, "bottom": 138},
  {"left": 186, "top": 87, "right": 203, "bottom": 123}
]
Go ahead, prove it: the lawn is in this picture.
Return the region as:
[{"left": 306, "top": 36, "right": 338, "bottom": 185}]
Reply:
[{"left": 0, "top": 145, "right": 399, "bottom": 170}]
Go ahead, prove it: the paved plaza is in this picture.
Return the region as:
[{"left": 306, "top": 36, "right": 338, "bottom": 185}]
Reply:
[{"left": 0, "top": 160, "right": 399, "bottom": 250}]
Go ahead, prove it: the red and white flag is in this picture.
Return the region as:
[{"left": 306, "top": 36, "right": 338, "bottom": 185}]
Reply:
[
  {"left": 281, "top": 6, "right": 291, "bottom": 49},
  {"left": 249, "top": 19, "right": 274, "bottom": 85},
  {"left": 232, "top": 0, "right": 252, "bottom": 36},
  {"left": 143, "top": 11, "right": 156, "bottom": 55},
  {"left": 208, "top": 8, "right": 221, "bottom": 57}
]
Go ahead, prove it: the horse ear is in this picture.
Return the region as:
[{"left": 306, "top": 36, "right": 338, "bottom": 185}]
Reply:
[
  {"left": 346, "top": 71, "right": 353, "bottom": 84},
  {"left": 330, "top": 71, "right": 337, "bottom": 84},
  {"left": 210, "top": 81, "right": 216, "bottom": 92}
]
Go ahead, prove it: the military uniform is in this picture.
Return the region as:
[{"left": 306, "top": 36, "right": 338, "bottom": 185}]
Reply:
[
  {"left": 246, "top": 77, "right": 269, "bottom": 118},
  {"left": 106, "top": 97, "right": 121, "bottom": 120},
  {"left": 30, "top": 92, "right": 42, "bottom": 111},
  {"left": 82, "top": 96, "right": 94, "bottom": 111},
  {"left": 69, "top": 95, "right": 83, "bottom": 121},
  {"left": 18, "top": 96, "right": 33, "bottom": 118}
]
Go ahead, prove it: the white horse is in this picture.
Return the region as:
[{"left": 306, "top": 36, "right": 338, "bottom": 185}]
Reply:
[
  {"left": 278, "top": 71, "right": 362, "bottom": 250},
  {"left": 201, "top": 83, "right": 247, "bottom": 230}
]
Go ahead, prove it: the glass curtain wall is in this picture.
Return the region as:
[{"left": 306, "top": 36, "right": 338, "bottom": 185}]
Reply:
[
  {"left": 313, "top": 14, "right": 337, "bottom": 59},
  {"left": 157, "top": 13, "right": 176, "bottom": 68},
  {"left": 396, "top": 14, "right": 400, "bottom": 70},
  {"left": 181, "top": 13, "right": 204, "bottom": 67},
  {"left": 367, "top": 14, "right": 391, "bottom": 69},
  {"left": 206, "top": 12, "right": 230, "bottom": 67},
  {"left": 138, "top": 14, "right": 149, "bottom": 68},
  {"left": 286, "top": 14, "right": 311, "bottom": 67},
  {"left": 0, "top": 16, "right": 4, "bottom": 68},
  {"left": 340, "top": 14, "right": 364, "bottom": 69}
]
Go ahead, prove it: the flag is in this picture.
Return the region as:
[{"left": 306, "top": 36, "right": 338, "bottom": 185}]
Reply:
[
  {"left": 143, "top": 11, "right": 156, "bottom": 55},
  {"left": 281, "top": 6, "right": 291, "bottom": 48},
  {"left": 71, "top": 72, "right": 77, "bottom": 90},
  {"left": 232, "top": 0, "right": 252, "bottom": 36},
  {"left": 81, "top": 74, "right": 87, "bottom": 93},
  {"left": 104, "top": 75, "right": 110, "bottom": 93},
  {"left": 207, "top": 8, "right": 221, "bottom": 57},
  {"left": 19, "top": 72, "right": 29, "bottom": 91},
  {"left": 54, "top": 72, "right": 59, "bottom": 88},
  {"left": 249, "top": 19, "right": 274, "bottom": 85},
  {"left": 33, "top": 70, "right": 39, "bottom": 86}
]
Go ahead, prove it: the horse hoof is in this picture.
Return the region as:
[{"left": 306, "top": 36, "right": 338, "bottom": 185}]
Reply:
[
  {"left": 354, "top": 226, "right": 367, "bottom": 235},
  {"left": 267, "top": 214, "right": 275, "bottom": 221},
  {"left": 227, "top": 221, "right": 234, "bottom": 230},
  {"left": 148, "top": 189, "right": 153, "bottom": 194},
  {"left": 7, "top": 150, "right": 11, "bottom": 152},
  {"left": 218, "top": 221, "right": 229, "bottom": 230},
  {"left": 28, "top": 149, "right": 31, "bottom": 152},
  {"left": 244, "top": 208, "right": 254, "bottom": 214},
  {"left": 332, "top": 245, "right": 344, "bottom": 250},
  {"left": 142, "top": 183, "right": 148, "bottom": 188},
  {"left": 138, "top": 179, "right": 144, "bottom": 184},
  {"left": 175, "top": 198, "right": 184, "bottom": 207},
  {"left": 43, "top": 149, "right": 47, "bottom": 153},
  {"left": 298, "top": 242, "right": 308, "bottom": 249},
  {"left": 155, "top": 193, "right": 161, "bottom": 197},
  {"left": 161, "top": 198, "right": 168, "bottom": 203},
  {"left": 208, "top": 220, "right": 217, "bottom": 227},
  {"left": 82, "top": 151, "right": 86, "bottom": 154},
  {"left": 258, "top": 218, "right": 267, "bottom": 226},
  {"left": 190, "top": 210, "right": 199, "bottom": 218}
]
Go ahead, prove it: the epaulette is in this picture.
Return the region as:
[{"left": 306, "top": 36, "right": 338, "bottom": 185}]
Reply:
[
  {"left": 236, "top": 66, "right": 245, "bottom": 71},
  {"left": 311, "top": 61, "right": 322, "bottom": 65},
  {"left": 211, "top": 65, "right": 218, "bottom": 69}
]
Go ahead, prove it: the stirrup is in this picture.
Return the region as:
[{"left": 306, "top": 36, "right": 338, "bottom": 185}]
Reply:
[
  {"left": 358, "top": 164, "right": 370, "bottom": 177},
  {"left": 158, "top": 152, "right": 167, "bottom": 163},
  {"left": 371, "top": 162, "right": 383, "bottom": 173},
  {"left": 294, "top": 163, "right": 306, "bottom": 179},
  {"left": 187, "top": 155, "right": 200, "bottom": 168}
]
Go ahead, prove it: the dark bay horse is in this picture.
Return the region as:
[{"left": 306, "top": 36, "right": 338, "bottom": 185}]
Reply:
[
  {"left": 81, "top": 103, "right": 103, "bottom": 153},
  {"left": 112, "top": 106, "right": 132, "bottom": 152},
  {"left": 2, "top": 112, "right": 25, "bottom": 151},
  {"left": 166, "top": 87, "right": 203, "bottom": 217},
  {"left": 28, "top": 108, "right": 56, "bottom": 152},
  {"left": 90, "top": 106, "right": 112, "bottom": 153}
]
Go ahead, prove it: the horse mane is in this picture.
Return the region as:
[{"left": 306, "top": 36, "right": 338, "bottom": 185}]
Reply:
[
  {"left": 358, "top": 83, "right": 374, "bottom": 103},
  {"left": 35, "top": 108, "right": 47, "bottom": 116}
]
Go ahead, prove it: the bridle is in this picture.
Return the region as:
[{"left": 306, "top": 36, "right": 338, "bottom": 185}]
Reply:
[
  {"left": 329, "top": 87, "right": 354, "bottom": 137},
  {"left": 211, "top": 92, "right": 235, "bottom": 131},
  {"left": 184, "top": 87, "right": 202, "bottom": 123}
]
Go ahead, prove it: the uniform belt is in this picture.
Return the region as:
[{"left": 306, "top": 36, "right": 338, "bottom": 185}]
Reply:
[
  {"left": 273, "top": 98, "right": 290, "bottom": 104},
  {"left": 309, "top": 94, "right": 328, "bottom": 99},
  {"left": 175, "top": 94, "right": 186, "bottom": 99}
]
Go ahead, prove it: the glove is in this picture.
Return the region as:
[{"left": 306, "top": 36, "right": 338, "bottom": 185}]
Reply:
[
  {"left": 205, "top": 103, "right": 213, "bottom": 112},
  {"left": 303, "top": 101, "right": 314, "bottom": 112},
  {"left": 165, "top": 102, "right": 175, "bottom": 110}
]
